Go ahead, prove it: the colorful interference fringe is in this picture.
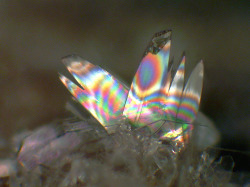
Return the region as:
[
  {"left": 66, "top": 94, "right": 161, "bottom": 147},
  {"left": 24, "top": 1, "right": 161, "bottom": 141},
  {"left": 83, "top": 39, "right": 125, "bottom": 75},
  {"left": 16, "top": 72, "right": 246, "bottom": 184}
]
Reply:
[
  {"left": 59, "top": 30, "right": 203, "bottom": 148},
  {"left": 60, "top": 55, "right": 128, "bottom": 133},
  {"left": 123, "top": 39, "right": 171, "bottom": 126}
]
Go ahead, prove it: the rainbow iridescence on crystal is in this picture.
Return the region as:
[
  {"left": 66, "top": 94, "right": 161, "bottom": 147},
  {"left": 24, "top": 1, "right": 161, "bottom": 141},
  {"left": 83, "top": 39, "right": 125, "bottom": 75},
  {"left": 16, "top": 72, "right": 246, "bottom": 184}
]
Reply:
[
  {"left": 59, "top": 30, "right": 203, "bottom": 148},
  {"left": 123, "top": 41, "right": 170, "bottom": 126},
  {"left": 60, "top": 56, "right": 128, "bottom": 133}
]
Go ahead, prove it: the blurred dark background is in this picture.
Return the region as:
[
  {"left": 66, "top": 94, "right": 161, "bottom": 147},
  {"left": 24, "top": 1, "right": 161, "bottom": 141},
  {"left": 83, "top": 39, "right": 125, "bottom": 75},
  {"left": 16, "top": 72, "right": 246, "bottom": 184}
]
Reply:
[{"left": 0, "top": 1, "right": 249, "bottom": 171}]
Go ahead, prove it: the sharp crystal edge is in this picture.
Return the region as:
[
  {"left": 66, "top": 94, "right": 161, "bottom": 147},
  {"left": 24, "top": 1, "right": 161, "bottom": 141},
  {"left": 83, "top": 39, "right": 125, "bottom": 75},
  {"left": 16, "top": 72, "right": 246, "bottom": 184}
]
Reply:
[{"left": 59, "top": 30, "right": 204, "bottom": 149}]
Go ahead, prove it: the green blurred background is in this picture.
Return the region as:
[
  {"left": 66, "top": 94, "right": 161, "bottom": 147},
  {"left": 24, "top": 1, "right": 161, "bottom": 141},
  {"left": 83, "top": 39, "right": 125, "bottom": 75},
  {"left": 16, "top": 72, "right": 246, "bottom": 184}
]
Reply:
[{"left": 0, "top": 0, "right": 249, "bottom": 171}]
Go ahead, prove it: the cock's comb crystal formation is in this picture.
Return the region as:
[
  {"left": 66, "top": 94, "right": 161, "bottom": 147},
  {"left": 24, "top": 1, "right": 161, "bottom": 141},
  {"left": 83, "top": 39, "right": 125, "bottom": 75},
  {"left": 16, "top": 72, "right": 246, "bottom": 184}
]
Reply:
[
  {"left": 59, "top": 30, "right": 204, "bottom": 150},
  {"left": 1, "top": 30, "right": 235, "bottom": 187}
]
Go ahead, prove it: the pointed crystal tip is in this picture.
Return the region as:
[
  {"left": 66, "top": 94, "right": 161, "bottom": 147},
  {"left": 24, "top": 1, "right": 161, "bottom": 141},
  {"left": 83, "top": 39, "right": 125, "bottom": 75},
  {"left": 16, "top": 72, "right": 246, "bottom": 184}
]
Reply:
[{"left": 61, "top": 54, "right": 84, "bottom": 67}]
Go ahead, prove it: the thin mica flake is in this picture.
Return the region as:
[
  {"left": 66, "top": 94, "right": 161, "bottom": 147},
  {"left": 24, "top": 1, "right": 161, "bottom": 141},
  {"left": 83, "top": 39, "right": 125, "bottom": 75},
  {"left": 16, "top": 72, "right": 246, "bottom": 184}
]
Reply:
[{"left": 59, "top": 30, "right": 204, "bottom": 149}]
